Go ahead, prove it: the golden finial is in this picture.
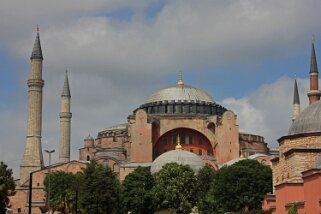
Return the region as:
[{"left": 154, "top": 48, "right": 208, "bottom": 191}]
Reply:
[
  {"left": 240, "top": 152, "right": 244, "bottom": 158},
  {"left": 177, "top": 70, "right": 184, "bottom": 87},
  {"left": 312, "top": 34, "right": 315, "bottom": 44},
  {"left": 175, "top": 134, "right": 183, "bottom": 150}
]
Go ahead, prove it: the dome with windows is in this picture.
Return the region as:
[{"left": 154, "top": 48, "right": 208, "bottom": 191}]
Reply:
[
  {"left": 137, "top": 75, "right": 227, "bottom": 116},
  {"left": 145, "top": 85, "right": 215, "bottom": 104}
]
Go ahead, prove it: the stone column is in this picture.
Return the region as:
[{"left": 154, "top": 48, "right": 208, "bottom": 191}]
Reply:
[
  {"left": 59, "top": 71, "right": 72, "bottom": 163},
  {"left": 20, "top": 29, "right": 44, "bottom": 185}
]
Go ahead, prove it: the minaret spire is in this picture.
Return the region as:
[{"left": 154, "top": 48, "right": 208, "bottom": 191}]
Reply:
[
  {"left": 292, "top": 78, "right": 300, "bottom": 122},
  {"left": 20, "top": 27, "right": 45, "bottom": 184},
  {"left": 61, "top": 69, "right": 71, "bottom": 96},
  {"left": 59, "top": 70, "right": 72, "bottom": 163},
  {"left": 307, "top": 35, "right": 321, "bottom": 104},
  {"left": 30, "top": 26, "right": 43, "bottom": 60}
]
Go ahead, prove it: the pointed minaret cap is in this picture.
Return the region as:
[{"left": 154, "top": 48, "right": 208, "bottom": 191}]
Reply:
[
  {"left": 30, "top": 25, "right": 43, "bottom": 60},
  {"left": 310, "top": 35, "right": 318, "bottom": 73},
  {"left": 177, "top": 70, "right": 184, "bottom": 87},
  {"left": 175, "top": 134, "right": 183, "bottom": 150},
  {"left": 61, "top": 70, "right": 71, "bottom": 96},
  {"left": 293, "top": 78, "right": 300, "bottom": 104}
]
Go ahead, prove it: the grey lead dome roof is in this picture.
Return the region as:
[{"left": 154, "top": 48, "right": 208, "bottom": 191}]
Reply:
[
  {"left": 145, "top": 85, "right": 215, "bottom": 104},
  {"left": 289, "top": 100, "right": 321, "bottom": 135},
  {"left": 151, "top": 149, "right": 205, "bottom": 174}
]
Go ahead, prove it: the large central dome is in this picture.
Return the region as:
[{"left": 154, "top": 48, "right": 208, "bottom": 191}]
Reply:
[
  {"left": 137, "top": 74, "right": 227, "bottom": 116},
  {"left": 145, "top": 85, "right": 215, "bottom": 104}
]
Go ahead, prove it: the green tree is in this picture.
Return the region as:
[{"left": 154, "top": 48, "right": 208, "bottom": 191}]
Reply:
[
  {"left": 79, "top": 160, "right": 123, "bottom": 214},
  {"left": 0, "top": 161, "right": 15, "bottom": 213},
  {"left": 44, "top": 171, "right": 81, "bottom": 213},
  {"left": 288, "top": 205, "right": 298, "bottom": 214},
  {"left": 195, "top": 164, "right": 218, "bottom": 213},
  {"left": 123, "top": 166, "right": 154, "bottom": 214},
  {"left": 208, "top": 159, "right": 272, "bottom": 213},
  {"left": 152, "top": 163, "right": 197, "bottom": 213}
]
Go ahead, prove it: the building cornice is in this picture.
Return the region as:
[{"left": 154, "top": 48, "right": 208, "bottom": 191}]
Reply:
[{"left": 278, "top": 131, "right": 321, "bottom": 144}]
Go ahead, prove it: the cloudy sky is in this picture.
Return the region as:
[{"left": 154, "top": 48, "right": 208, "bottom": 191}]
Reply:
[{"left": 1, "top": 0, "right": 320, "bottom": 178}]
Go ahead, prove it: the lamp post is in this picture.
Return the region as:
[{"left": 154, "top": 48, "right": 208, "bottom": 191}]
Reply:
[{"left": 45, "top": 149, "right": 55, "bottom": 214}]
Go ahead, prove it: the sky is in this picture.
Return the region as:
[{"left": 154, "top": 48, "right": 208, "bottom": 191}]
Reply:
[{"left": 1, "top": 0, "right": 321, "bottom": 178}]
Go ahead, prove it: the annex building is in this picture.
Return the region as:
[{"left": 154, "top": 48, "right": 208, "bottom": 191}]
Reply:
[{"left": 263, "top": 39, "right": 321, "bottom": 213}]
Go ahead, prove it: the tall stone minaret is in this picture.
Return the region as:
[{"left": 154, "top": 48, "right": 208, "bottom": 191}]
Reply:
[
  {"left": 307, "top": 36, "right": 321, "bottom": 104},
  {"left": 59, "top": 70, "right": 72, "bottom": 163},
  {"left": 20, "top": 27, "right": 44, "bottom": 184},
  {"left": 292, "top": 78, "right": 300, "bottom": 122}
]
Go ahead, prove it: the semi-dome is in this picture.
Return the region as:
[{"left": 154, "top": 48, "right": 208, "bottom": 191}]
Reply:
[
  {"left": 151, "top": 149, "right": 205, "bottom": 174},
  {"left": 289, "top": 100, "right": 321, "bottom": 135},
  {"left": 145, "top": 85, "right": 215, "bottom": 104}
]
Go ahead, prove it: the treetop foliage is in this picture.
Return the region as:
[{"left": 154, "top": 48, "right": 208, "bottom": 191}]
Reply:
[{"left": 0, "top": 161, "right": 15, "bottom": 212}]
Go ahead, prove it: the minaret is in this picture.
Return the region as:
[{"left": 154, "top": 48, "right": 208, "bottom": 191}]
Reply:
[
  {"left": 292, "top": 78, "right": 300, "bottom": 122},
  {"left": 307, "top": 35, "right": 321, "bottom": 104},
  {"left": 20, "top": 27, "right": 44, "bottom": 184},
  {"left": 59, "top": 70, "right": 72, "bottom": 163}
]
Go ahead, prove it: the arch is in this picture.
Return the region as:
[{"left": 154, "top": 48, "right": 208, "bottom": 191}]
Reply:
[
  {"left": 156, "top": 119, "right": 217, "bottom": 145},
  {"left": 153, "top": 128, "right": 214, "bottom": 160},
  {"left": 86, "top": 155, "right": 90, "bottom": 161}
]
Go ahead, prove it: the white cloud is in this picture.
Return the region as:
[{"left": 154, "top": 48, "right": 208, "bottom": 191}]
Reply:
[
  {"left": 1, "top": 0, "right": 321, "bottom": 177},
  {"left": 222, "top": 77, "right": 309, "bottom": 147}
]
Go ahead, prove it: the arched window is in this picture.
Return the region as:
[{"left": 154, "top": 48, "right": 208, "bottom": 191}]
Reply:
[{"left": 86, "top": 155, "right": 90, "bottom": 161}]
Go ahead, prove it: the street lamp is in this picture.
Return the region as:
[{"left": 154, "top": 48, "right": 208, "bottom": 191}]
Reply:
[{"left": 45, "top": 149, "right": 55, "bottom": 214}]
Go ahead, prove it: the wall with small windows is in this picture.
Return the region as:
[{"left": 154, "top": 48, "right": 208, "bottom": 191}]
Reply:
[{"left": 153, "top": 128, "right": 213, "bottom": 159}]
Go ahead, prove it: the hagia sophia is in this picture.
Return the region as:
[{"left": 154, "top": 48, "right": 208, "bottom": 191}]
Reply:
[{"left": 8, "top": 28, "right": 321, "bottom": 213}]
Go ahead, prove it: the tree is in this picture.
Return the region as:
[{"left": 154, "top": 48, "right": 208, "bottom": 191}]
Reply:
[
  {"left": 44, "top": 171, "right": 81, "bottom": 213},
  {"left": 208, "top": 159, "right": 272, "bottom": 213},
  {"left": 288, "top": 205, "right": 298, "bottom": 214},
  {"left": 79, "top": 160, "right": 123, "bottom": 214},
  {"left": 152, "top": 163, "right": 197, "bottom": 213},
  {"left": 123, "top": 166, "right": 154, "bottom": 214},
  {"left": 0, "top": 161, "right": 15, "bottom": 213},
  {"left": 195, "top": 164, "right": 217, "bottom": 213}
]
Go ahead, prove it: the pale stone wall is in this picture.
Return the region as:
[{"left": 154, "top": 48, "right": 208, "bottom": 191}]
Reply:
[
  {"left": 273, "top": 135, "right": 321, "bottom": 187},
  {"left": 20, "top": 59, "right": 44, "bottom": 184},
  {"left": 292, "top": 104, "right": 300, "bottom": 121},
  {"left": 59, "top": 94, "right": 72, "bottom": 163}
]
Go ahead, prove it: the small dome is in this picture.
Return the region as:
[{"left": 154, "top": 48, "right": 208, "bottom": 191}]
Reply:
[
  {"left": 151, "top": 149, "right": 205, "bottom": 174},
  {"left": 145, "top": 85, "right": 215, "bottom": 104},
  {"left": 289, "top": 101, "right": 321, "bottom": 135}
]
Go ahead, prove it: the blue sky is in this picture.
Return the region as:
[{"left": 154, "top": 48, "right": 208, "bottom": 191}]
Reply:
[{"left": 1, "top": 0, "right": 321, "bottom": 177}]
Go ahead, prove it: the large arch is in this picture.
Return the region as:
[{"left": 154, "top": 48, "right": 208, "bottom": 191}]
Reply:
[
  {"left": 156, "top": 118, "right": 217, "bottom": 145},
  {"left": 153, "top": 128, "right": 215, "bottom": 160}
]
